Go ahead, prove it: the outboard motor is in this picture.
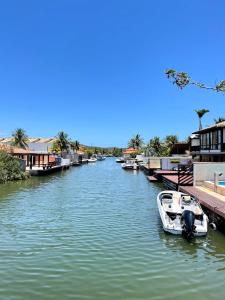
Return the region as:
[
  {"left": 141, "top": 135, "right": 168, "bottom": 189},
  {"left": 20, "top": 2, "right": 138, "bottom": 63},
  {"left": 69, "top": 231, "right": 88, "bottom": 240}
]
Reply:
[{"left": 181, "top": 210, "right": 196, "bottom": 239}]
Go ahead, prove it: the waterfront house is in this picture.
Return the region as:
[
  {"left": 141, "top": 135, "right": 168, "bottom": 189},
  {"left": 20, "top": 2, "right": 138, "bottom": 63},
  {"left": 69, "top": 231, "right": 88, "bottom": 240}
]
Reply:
[
  {"left": 0, "top": 137, "right": 57, "bottom": 153},
  {"left": 123, "top": 147, "right": 137, "bottom": 158},
  {"left": 190, "top": 121, "right": 225, "bottom": 162},
  {"left": 27, "top": 137, "right": 57, "bottom": 153}
]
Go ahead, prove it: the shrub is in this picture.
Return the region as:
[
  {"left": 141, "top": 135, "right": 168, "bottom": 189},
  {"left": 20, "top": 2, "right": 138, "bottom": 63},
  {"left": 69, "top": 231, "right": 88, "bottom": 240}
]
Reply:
[{"left": 0, "top": 150, "right": 28, "bottom": 183}]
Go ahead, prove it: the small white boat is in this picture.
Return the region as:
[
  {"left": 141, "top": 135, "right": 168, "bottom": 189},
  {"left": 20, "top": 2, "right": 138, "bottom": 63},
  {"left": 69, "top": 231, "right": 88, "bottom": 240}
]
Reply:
[
  {"left": 116, "top": 157, "right": 125, "bottom": 163},
  {"left": 88, "top": 157, "right": 97, "bottom": 163},
  {"left": 157, "top": 191, "right": 208, "bottom": 238},
  {"left": 97, "top": 155, "right": 106, "bottom": 161},
  {"left": 121, "top": 159, "right": 138, "bottom": 170}
]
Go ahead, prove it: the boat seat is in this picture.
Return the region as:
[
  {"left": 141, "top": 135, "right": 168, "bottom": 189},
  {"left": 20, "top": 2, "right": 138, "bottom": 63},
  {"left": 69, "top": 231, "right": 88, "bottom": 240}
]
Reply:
[
  {"left": 160, "top": 194, "right": 173, "bottom": 203},
  {"left": 181, "top": 195, "right": 192, "bottom": 205}
]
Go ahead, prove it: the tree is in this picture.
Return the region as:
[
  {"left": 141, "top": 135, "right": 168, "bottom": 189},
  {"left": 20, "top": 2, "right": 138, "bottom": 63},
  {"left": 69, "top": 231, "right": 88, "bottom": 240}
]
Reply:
[
  {"left": 0, "top": 150, "right": 28, "bottom": 183},
  {"left": 128, "top": 134, "right": 144, "bottom": 150},
  {"left": 195, "top": 109, "right": 209, "bottom": 130},
  {"left": 50, "top": 141, "right": 61, "bottom": 154},
  {"left": 214, "top": 117, "right": 225, "bottom": 124},
  {"left": 146, "top": 137, "right": 168, "bottom": 157},
  {"left": 11, "top": 128, "right": 28, "bottom": 149},
  {"left": 165, "top": 69, "right": 225, "bottom": 92},
  {"left": 70, "top": 140, "right": 80, "bottom": 153},
  {"left": 165, "top": 135, "right": 178, "bottom": 155},
  {"left": 128, "top": 138, "right": 136, "bottom": 149},
  {"left": 112, "top": 147, "right": 123, "bottom": 157},
  {"left": 55, "top": 131, "right": 70, "bottom": 153}
]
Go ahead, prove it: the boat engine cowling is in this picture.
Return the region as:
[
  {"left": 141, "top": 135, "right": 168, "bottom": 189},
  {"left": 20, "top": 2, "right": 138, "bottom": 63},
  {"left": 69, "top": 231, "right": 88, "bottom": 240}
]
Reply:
[{"left": 181, "top": 210, "right": 196, "bottom": 239}]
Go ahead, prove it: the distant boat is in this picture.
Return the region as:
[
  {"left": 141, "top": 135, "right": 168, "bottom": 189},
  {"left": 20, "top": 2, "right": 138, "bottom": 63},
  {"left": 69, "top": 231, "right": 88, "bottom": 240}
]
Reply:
[
  {"left": 116, "top": 157, "right": 125, "bottom": 163},
  {"left": 121, "top": 159, "right": 138, "bottom": 170},
  {"left": 157, "top": 191, "right": 208, "bottom": 238},
  {"left": 88, "top": 157, "right": 97, "bottom": 163},
  {"left": 97, "top": 155, "right": 106, "bottom": 161}
]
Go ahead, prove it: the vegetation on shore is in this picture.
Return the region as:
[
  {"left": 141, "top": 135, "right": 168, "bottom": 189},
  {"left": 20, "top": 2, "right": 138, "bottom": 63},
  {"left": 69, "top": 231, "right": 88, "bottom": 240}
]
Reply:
[
  {"left": 128, "top": 134, "right": 144, "bottom": 150},
  {"left": 11, "top": 128, "right": 28, "bottom": 149},
  {"left": 127, "top": 134, "right": 180, "bottom": 157},
  {"left": 0, "top": 150, "right": 28, "bottom": 183},
  {"left": 145, "top": 135, "right": 179, "bottom": 157}
]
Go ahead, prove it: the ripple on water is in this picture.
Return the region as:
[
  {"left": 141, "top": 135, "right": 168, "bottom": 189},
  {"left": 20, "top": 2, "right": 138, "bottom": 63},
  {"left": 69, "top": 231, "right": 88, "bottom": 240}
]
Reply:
[{"left": 0, "top": 159, "right": 225, "bottom": 300}]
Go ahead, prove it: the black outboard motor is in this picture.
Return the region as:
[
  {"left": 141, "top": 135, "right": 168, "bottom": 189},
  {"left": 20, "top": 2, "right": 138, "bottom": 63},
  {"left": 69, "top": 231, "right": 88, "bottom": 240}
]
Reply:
[{"left": 181, "top": 210, "right": 196, "bottom": 239}]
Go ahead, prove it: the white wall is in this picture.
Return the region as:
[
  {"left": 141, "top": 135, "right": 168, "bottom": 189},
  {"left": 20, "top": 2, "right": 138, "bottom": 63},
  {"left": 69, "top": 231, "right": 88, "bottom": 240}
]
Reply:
[
  {"left": 61, "top": 158, "right": 70, "bottom": 166},
  {"left": 193, "top": 162, "right": 225, "bottom": 185},
  {"left": 161, "top": 157, "right": 192, "bottom": 170},
  {"left": 148, "top": 157, "right": 161, "bottom": 169},
  {"left": 28, "top": 142, "right": 52, "bottom": 153}
]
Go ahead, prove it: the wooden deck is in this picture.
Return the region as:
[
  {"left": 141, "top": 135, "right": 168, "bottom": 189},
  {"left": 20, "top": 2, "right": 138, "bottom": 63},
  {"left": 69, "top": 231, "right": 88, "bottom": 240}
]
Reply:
[
  {"left": 161, "top": 176, "right": 225, "bottom": 218},
  {"left": 162, "top": 175, "right": 178, "bottom": 184},
  {"left": 180, "top": 186, "right": 225, "bottom": 219},
  {"left": 145, "top": 169, "right": 225, "bottom": 230},
  {"left": 154, "top": 170, "right": 178, "bottom": 176},
  {"left": 147, "top": 176, "right": 158, "bottom": 182},
  {"left": 162, "top": 175, "right": 179, "bottom": 190},
  {"left": 29, "top": 164, "right": 70, "bottom": 176}
]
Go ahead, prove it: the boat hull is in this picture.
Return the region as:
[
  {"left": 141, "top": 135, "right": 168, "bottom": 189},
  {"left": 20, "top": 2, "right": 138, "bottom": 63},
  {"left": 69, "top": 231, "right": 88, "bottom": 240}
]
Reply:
[
  {"left": 116, "top": 159, "right": 125, "bottom": 163},
  {"left": 88, "top": 159, "right": 97, "bottom": 163},
  {"left": 157, "top": 191, "right": 208, "bottom": 237}
]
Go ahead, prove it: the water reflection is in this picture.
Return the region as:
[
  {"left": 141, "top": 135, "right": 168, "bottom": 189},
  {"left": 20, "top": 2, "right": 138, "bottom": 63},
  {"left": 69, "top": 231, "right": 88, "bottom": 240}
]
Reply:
[
  {"left": 158, "top": 222, "right": 225, "bottom": 266},
  {"left": 0, "top": 159, "right": 225, "bottom": 300},
  {"left": 0, "top": 170, "right": 69, "bottom": 200}
]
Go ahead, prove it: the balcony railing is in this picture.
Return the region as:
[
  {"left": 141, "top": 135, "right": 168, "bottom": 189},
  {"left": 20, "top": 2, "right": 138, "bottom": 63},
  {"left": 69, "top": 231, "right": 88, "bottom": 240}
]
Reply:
[{"left": 178, "top": 164, "right": 193, "bottom": 187}]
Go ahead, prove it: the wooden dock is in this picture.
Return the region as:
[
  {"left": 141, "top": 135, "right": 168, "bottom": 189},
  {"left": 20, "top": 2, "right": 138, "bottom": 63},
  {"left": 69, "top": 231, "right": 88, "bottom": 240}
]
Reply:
[
  {"left": 140, "top": 164, "right": 159, "bottom": 175},
  {"left": 162, "top": 175, "right": 179, "bottom": 190},
  {"left": 29, "top": 164, "right": 70, "bottom": 176},
  {"left": 154, "top": 170, "right": 178, "bottom": 176},
  {"left": 180, "top": 186, "right": 225, "bottom": 219},
  {"left": 147, "top": 176, "right": 158, "bottom": 182},
  {"left": 179, "top": 186, "right": 225, "bottom": 231},
  {"left": 146, "top": 169, "right": 225, "bottom": 231}
]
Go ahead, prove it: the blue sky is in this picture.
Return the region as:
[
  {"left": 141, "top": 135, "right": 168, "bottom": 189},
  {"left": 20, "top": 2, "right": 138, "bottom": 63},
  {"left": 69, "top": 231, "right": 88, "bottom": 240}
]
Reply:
[{"left": 0, "top": 0, "right": 225, "bottom": 147}]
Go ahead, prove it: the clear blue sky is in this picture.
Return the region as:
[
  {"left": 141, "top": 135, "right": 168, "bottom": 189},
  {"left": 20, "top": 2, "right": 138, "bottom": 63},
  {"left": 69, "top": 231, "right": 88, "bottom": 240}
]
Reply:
[{"left": 0, "top": 0, "right": 225, "bottom": 147}]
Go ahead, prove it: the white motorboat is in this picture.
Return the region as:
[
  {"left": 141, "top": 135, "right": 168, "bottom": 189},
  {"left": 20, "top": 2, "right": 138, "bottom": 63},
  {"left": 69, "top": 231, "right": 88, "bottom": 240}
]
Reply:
[
  {"left": 88, "top": 157, "right": 97, "bottom": 163},
  {"left": 121, "top": 159, "right": 138, "bottom": 170},
  {"left": 97, "top": 155, "right": 106, "bottom": 161},
  {"left": 157, "top": 191, "right": 208, "bottom": 238},
  {"left": 116, "top": 157, "right": 125, "bottom": 163}
]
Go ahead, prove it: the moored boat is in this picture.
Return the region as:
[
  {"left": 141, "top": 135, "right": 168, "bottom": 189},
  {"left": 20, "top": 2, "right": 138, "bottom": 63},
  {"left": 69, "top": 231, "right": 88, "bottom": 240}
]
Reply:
[
  {"left": 121, "top": 159, "right": 138, "bottom": 170},
  {"left": 88, "top": 157, "right": 97, "bottom": 163},
  {"left": 97, "top": 155, "right": 106, "bottom": 161},
  {"left": 116, "top": 157, "right": 125, "bottom": 163},
  {"left": 157, "top": 191, "right": 208, "bottom": 238}
]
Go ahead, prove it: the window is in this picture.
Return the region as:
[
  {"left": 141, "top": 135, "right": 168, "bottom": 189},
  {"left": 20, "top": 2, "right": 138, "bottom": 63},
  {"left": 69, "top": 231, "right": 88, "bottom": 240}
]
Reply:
[{"left": 200, "top": 130, "right": 221, "bottom": 150}]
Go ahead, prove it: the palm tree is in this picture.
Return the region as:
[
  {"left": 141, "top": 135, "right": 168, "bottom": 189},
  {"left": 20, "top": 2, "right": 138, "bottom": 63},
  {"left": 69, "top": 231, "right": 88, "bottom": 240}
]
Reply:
[
  {"left": 70, "top": 140, "right": 80, "bottom": 153},
  {"left": 128, "top": 138, "right": 136, "bottom": 149},
  {"left": 11, "top": 128, "right": 28, "bottom": 149},
  {"left": 195, "top": 109, "right": 209, "bottom": 130},
  {"left": 146, "top": 136, "right": 162, "bottom": 156},
  {"left": 55, "top": 131, "right": 70, "bottom": 153},
  {"left": 214, "top": 117, "right": 225, "bottom": 124},
  {"left": 165, "top": 135, "right": 178, "bottom": 154},
  {"left": 128, "top": 134, "right": 143, "bottom": 150}
]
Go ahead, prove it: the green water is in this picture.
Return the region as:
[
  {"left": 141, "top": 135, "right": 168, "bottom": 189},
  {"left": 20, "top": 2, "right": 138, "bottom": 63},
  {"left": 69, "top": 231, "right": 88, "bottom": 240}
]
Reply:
[{"left": 0, "top": 158, "right": 225, "bottom": 300}]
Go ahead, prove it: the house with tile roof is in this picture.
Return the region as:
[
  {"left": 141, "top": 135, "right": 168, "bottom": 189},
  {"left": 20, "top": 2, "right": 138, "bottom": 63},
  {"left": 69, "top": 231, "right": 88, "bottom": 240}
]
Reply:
[{"left": 190, "top": 121, "right": 225, "bottom": 162}]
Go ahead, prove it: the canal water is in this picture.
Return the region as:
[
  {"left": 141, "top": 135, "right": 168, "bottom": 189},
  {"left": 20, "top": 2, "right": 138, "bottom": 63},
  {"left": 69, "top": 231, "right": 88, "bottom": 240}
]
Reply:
[{"left": 0, "top": 158, "right": 225, "bottom": 300}]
